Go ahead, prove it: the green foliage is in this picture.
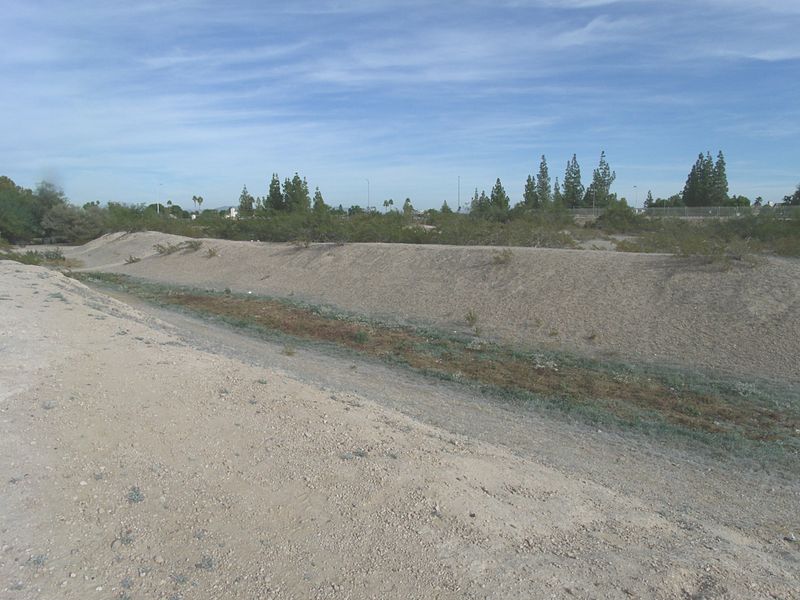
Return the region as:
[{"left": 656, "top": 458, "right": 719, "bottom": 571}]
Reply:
[
  {"left": 521, "top": 174, "right": 539, "bottom": 209},
  {"left": 536, "top": 155, "right": 551, "bottom": 206},
  {"left": 682, "top": 150, "right": 729, "bottom": 206},
  {"left": 561, "top": 154, "right": 584, "bottom": 208},
  {"left": 583, "top": 150, "right": 616, "bottom": 208},
  {"left": 593, "top": 198, "right": 645, "bottom": 233},
  {"left": 238, "top": 185, "right": 255, "bottom": 216}
]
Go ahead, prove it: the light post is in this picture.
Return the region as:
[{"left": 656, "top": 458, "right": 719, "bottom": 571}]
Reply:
[{"left": 633, "top": 185, "right": 638, "bottom": 207}]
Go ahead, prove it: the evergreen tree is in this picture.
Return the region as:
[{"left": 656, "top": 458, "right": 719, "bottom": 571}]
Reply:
[
  {"left": 682, "top": 152, "right": 716, "bottom": 206},
  {"left": 584, "top": 150, "right": 616, "bottom": 208},
  {"left": 561, "top": 154, "right": 584, "bottom": 208},
  {"left": 312, "top": 187, "right": 326, "bottom": 213},
  {"left": 238, "top": 185, "right": 255, "bottom": 216},
  {"left": 552, "top": 178, "right": 563, "bottom": 206},
  {"left": 711, "top": 151, "right": 729, "bottom": 206},
  {"left": 283, "top": 173, "right": 311, "bottom": 212},
  {"left": 440, "top": 200, "right": 453, "bottom": 214},
  {"left": 644, "top": 190, "right": 654, "bottom": 208},
  {"left": 536, "top": 155, "right": 552, "bottom": 206},
  {"left": 522, "top": 174, "right": 539, "bottom": 209},
  {"left": 470, "top": 188, "right": 490, "bottom": 216},
  {"left": 489, "top": 178, "right": 510, "bottom": 219},
  {"left": 266, "top": 173, "right": 284, "bottom": 211}
]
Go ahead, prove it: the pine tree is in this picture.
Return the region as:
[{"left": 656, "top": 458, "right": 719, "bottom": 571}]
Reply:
[
  {"left": 585, "top": 150, "right": 616, "bottom": 208},
  {"left": 283, "top": 173, "right": 311, "bottom": 212},
  {"left": 562, "top": 154, "right": 584, "bottom": 208},
  {"left": 536, "top": 155, "right": 551, "bottom": 206},
  {"left": 552, "top": 178, "right": 563, "bottom": 206},
  {"left": 238, "top": 185, "right": 255, "bottom": 216},
  {"left": 490, "top": 178, "right": 510, "bottom": 215},
  {"left": 440, "top": 200, "right": 453, "bottom": 214},
  {"left": 266, "top": 173, "right": 284, "bottom": 211},
  {"left": 522, "top": 174, "right": 539, "bottom": 209},
  {"left": 312, "top": 187, "right": 326, "bottom": 213},
  {"left": 711, "top": 151, "right": 729, "bottom": 206},
  {"left": 682, "top": 152, "right": 716, "bottom": 206}
]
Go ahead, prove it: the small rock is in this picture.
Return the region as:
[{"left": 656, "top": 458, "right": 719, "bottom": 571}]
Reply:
[{"left": 154, "top": 555, "right": 165, "bottom": 564}]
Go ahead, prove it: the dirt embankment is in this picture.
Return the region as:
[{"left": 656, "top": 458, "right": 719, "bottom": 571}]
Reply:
[
  {"left": 2, "top": 261, "right": 799, "bottom": 599},
  {"left": 64, "top": 231, "right": 800, "bottom": 382}
]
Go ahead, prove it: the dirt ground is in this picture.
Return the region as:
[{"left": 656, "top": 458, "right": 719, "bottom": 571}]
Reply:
[
  {"left": 1, "top": 260, "right": 799, "bottom": 599},
  {"left": 58, "top": 231, "right": 800, "bottom": 382}
]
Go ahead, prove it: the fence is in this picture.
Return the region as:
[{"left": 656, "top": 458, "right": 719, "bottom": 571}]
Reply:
[{"left": 568, "top": 205, "right": 795, "bottom": 219}]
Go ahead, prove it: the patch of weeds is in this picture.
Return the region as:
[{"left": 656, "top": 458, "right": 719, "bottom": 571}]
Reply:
[
  {"left": 353, "top": 329, "right": 370, "bottom": 344},
  {"left": 491, "top": 248, "right": 513, "bottom": 265},
  {"left": 182, "top": 239, "right": 203, "bottom": 252},
  {"left": 40, "top": 400, "right": 56, "bottom": 410},
  {"left": 195, "top": 556, "right": 214, "bottom": 571},
  {"left": 548, "top": 328, "right": 559, "bottom": 337},
  {"left": 205, "top": 247, "right": 219, "bottom": 258},
  {"left": 127, "top": 486, "right": 145, "bottom": 503},
  {"left": 120, "top": 576, "right": 134, "bottom": 589},
  {"left": 586, "top": 331, "right": 597, "bottom": 341},
  {"left": 170, "top": 573, "right": 188, "bottom": 585},
  {"left": 93, "top": 472, "right": 105, "bottom": 480},
  {"left": 47, "top": 291, "right": 67, "bottom": 302},
  {"left": 465, "top": 308, "right": 478, "bottom": 329},
  {"left": 256, "top": 378, "right": 268, "bottom": 385},
  {"left": 282, "top": 345, "right": 296, "bottom": 356},
  {"left": 154, "top": 242, "right": 182, "bottom": 255},
  {"left": 124, "top": 255, "right": 141, "bottom": 264}
]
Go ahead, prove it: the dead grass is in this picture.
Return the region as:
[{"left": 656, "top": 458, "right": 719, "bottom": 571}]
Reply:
[{"left": 150, "top": 289, "right": 797, "bottom": 443}]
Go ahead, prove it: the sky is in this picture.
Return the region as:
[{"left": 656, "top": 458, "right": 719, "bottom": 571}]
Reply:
[{"left": 2, "top": 0, "right": 798, "bottom": 210}]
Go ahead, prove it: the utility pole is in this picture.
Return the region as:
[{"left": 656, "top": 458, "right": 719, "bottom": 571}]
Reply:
[
  {"left": 366, "top": 178, "right": 370, "bottom": 211},
  {"left": 458, "top": 176, "right": 461, "bottom": 212}
]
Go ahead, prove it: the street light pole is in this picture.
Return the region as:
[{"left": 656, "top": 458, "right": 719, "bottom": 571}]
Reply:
[{"left": 633, "top": 185, "right": 638, "bottom": 207}]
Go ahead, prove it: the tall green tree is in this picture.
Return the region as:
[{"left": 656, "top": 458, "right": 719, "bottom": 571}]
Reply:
[
  {"left": 238, "top": 185, "right": 255, "bottom": 216},
  {"left": 265, "top": 173, "right": 284, "bottom": 211},
  {"left": 536, "top": 155, "right": 551, "bottom": 206},
  {"left": 489, "top": 178, "right": 510, "bottom": 218},
  {"left": 552, "top": 177, "right": 563, "bottom": 207},
  {"left": 312, "top": 187, "right": 327, "bottom": 213},
  {"left": 710, "top": 151, "right": 729, "bottom": 206},
  {"left": 521, "top": 174, "right": 539, "bottom": 209},
  {"left": 283, "top": 173, "right": 310, "bottom": 212},
  {"left": 561, "top": 154, "right": 584, "bottom": 208},
  {"left": 584, "top": 150, "right": 616, "bottom": 207},
  {"left": 682, "top": 152, "right": 715, "bottom": 206}
]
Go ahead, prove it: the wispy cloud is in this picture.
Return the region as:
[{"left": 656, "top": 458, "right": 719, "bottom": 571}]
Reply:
[{"left": 1, "top": 0, "right": 798, "bottom": 206}]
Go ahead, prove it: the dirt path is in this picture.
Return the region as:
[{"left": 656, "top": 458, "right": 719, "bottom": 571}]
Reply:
[{"left": 2, "top": 262, "right": 799, "bottom": 599}]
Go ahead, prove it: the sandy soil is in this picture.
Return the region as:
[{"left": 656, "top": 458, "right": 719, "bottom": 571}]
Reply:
[
  {"left": 1, "top": 261, "right": 799, "bottom": 599},
  {"left": 58, "top": 231, "right": 800, "bottom": 383}
]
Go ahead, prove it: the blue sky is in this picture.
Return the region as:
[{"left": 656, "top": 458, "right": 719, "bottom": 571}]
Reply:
[{"left": 2, "top": 0, "right": 798, "bottom": 209}]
